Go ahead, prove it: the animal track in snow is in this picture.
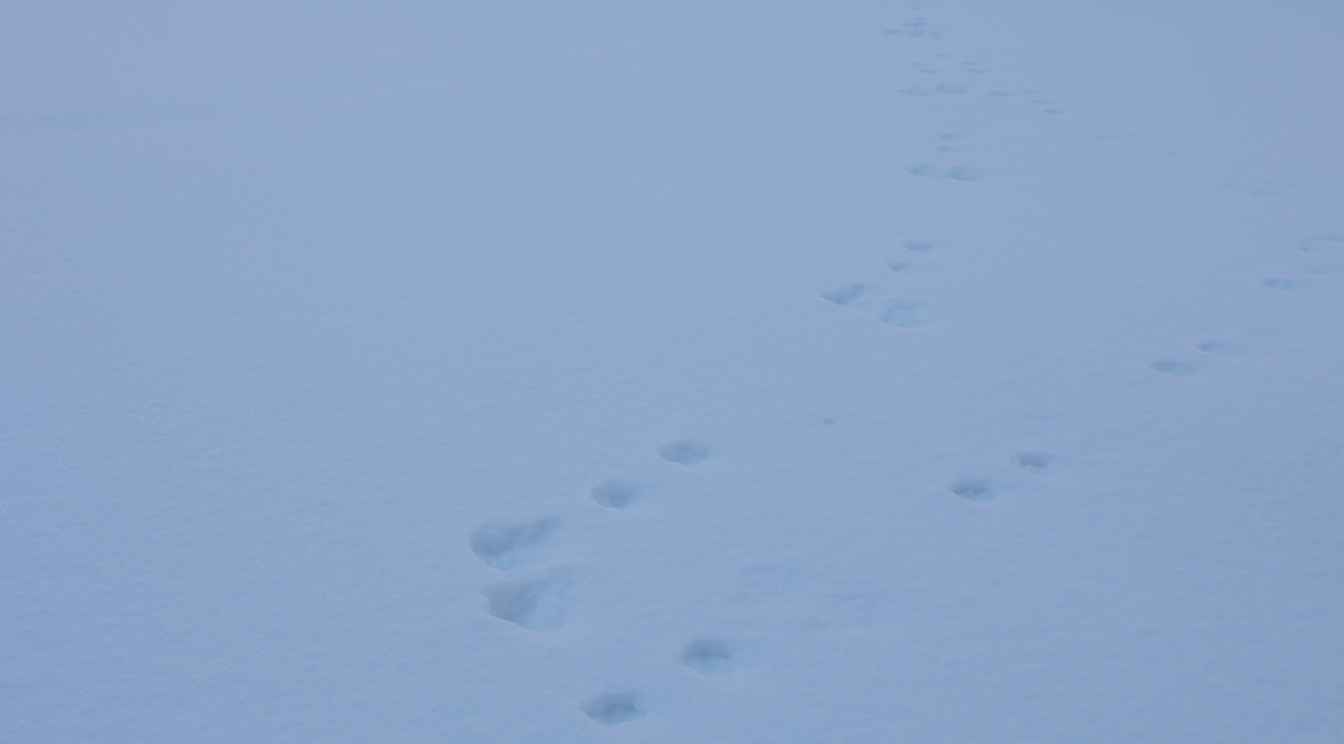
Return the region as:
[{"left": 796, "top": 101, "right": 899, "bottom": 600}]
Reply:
[
  {"left": 1262, "top": 276, "right": 1307, "bottom": 290},
  {"left": 659, "top": 439, "right": 712, "bottom": 466},
  {"left": 484, "top": 574, "right": 573, "bottom": 630},
  {"left": 583, "top": 691, "right": 644, "bottom": 725},
  {"left": 908, "top": 162, "right": 984, "bottom": 182},
  {"left": 1196, "top": 338, "right": 1244, "bottom": 355},
  {"left": 942, "top": 164, "right": 984, "bottom": 182},
  {"left": 1156, "top": 339, "right": 1243, "bottom": 374},
  {"left": 591, "top": 479, "right": 643, "bottom": 510},
  {"left": 1014, "top": 451, "right": 1054, "bottom": 472},
  {"left": 881, "top": 17, "right": 940, "bottom": 40},
  {"left": 899, "top": 82, "right": 969, "bottom": 97},
  {"left": 950, "top": 477, "right": 994, "bottom": 501},
  {"left": 821, "top": 283, "right": 868, "bottom": 306},
  {"left": 879, "top": 299, "right": 928, "bottom": 328},
  {"left": 1151, "top": 359, "right": 1199, "bottom": 376},
  {"left": 469, "top": 517, "right": 558, "bottom": 570},
  {"left": 681, "top": 638, "right": 738, "bottom": 675}
]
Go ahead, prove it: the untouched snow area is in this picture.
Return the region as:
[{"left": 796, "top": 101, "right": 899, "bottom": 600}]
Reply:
[{"left": 4, "top": 1, "right": 1343, "bottom": 741}]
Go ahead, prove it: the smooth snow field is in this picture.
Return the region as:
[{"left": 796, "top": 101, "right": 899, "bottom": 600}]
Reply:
[{"left": 4, "top": 1, "right": 1343, "bottom": 742}]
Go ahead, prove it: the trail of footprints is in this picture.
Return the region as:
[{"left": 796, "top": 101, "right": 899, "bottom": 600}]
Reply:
[
  {"left": 882, "top": 3, "right": 1067, "bottom": 184},
  {"left": 883, "top": 5, "right": 1335, "bottom": 393},
  {"left": 1149, "top": 232, "right": 1339, "bottom": 376},
  {"left": 821, "top": 238, "right": 941, "bottom": 329},
  {"left": 469, "top": 1, "right": 1338, "bottom": 730},
  {"left": 949, "top": 450, "right": 1056, "bottom": 503},
  {"left": 819, "top": 3, "right": 1074, "bottom": 328},
  {"left": 470, "top": 438, "right": 735, "bottom": 727},
  {"left": 1261, "top": 233, "right": 1344, "bottom": 291}
]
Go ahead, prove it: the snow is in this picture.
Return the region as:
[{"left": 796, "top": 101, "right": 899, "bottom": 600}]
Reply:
[{"left": 4, "top": 1, "right": 1343, "bottom": 742}]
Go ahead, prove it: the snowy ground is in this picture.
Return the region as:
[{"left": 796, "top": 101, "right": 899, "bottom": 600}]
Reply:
[{"left": 4, "top": 1, "right": 1343, "bottom": 742}]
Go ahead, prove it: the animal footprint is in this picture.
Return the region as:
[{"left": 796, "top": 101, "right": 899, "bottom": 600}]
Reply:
[
  {"left": 950, "top": 477, "right": 994, "bottom": 501},
  {"left": 908, "top": 162, "right": 983, "bottom": 182},
  {"left": 681, "top": 639, "right": 738, "bottom": 675},
  {"left": 1196, "top": 338, "right": 1245, "bottom": 356},
  {"left": 821, "top": 283, "right": 868, "bottom": 306},
  {"left": 879, "top": 299, "right": 927, "bottom": 328},
  {"left": 659, "top": 439, "right": 712, "bottom": 466},
  {"left": 483, "top": 574, "right": 573, "bottom": 631},
  {"left": 1014, "top": 451, "right": 1053, "bottom": 472},
  {"left": 943, "top": 164, "right": 983, "bottom": 182},
  {"left": 583, "top": 691, "right": 644, "bottom": 726},
  {"left": 1151, "top": 359, "right": 1199, "bottom": 376},
  {"left": 888, "top": 240, "right": 940, "bottom": 274},
  {"left": 469, "top": 517, "right": 558, "bottom": 570},
  {"left": 881, "top": 17, "right": 937, "bottom": 39},
  {"left": 1262, "top": 276, "right": 1307, "bottom": 290},
  {"left": 907, "top": 162, "right": 940, "bottom": 178},
  {"left": 591, "top": 479, "right": 643, "bottom": 510}
]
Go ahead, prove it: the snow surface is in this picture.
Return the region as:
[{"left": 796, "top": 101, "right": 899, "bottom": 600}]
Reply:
[{"left": 4, "top": 1, "right": 1343, "bottom": 742}]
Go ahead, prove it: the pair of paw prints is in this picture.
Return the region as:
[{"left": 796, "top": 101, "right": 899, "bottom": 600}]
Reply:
[
  {"left": 471, "top": 517, "right": 571, "bottom": 631},
  {"left": 471, "top": 440, "right": 716, "bottom": 630},
  {"left": 469, "top": 439, "right": 725, "bottom": 727},
  {"left": 590, "top": 439, "right": 712, "bottom": 511},
  {"left": 582, "top": 638, "right": 742, "bottom": 727},
  {"left": 1262, "top": 233, "right": 1343, "bottom": 291},
  {"left": 820, "top": 240, "right": 942, "bottom": 328},
  {"left": 571, "top": 439, "right": 712, "bottom": 516},
  {"left": 898, "top": 80, "right": 974, "bottom": 98},
  {"left": 1151, "top": 338, "right": 1243, "bottom": 377},
  {"left": 907, "top": 161, "right": 984, "bottom": 182},
  {"left": 951, "top": 450, "right": 1056, "bottom": 502}
]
